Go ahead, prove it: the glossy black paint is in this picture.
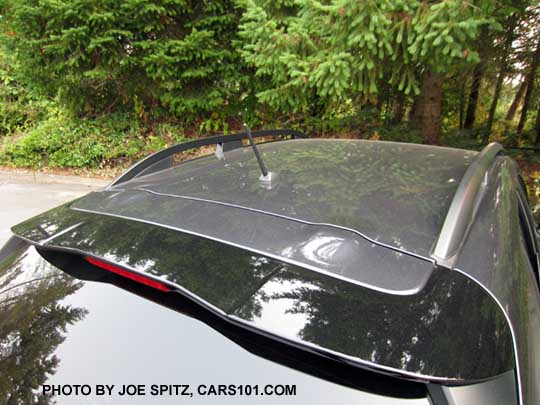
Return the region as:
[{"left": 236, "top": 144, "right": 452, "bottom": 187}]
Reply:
[
  {"left": 10, "top": 208, "right": 514, "bottom": 383},
  {"left": 111, "top": 129, "right": 307, "bottom": 186},
  {"left": 71, "top": 189, "right": 434, "bottom": 294},
  {"left": 0, "top": 243, "right": 430, "bottom": 404},
  {"left": 108, "top": 139, "right": 477, "bottom": 258},
  {"left": 457, "top": 157, "right": 540, "bottom": 405},
  {"left": 12, "top": 139, "right": 479, "bottom": 295},
  {"left": 5, "top": 138, "right": 537, "bottom": 404}
]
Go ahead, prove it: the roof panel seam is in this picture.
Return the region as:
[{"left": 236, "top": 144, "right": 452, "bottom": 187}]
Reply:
[
  {"left": 68, "top": 205, "right": 429, "bottom": 296},
  {"left": 129, "top": 186, "right": 435, "bottom": 265}
]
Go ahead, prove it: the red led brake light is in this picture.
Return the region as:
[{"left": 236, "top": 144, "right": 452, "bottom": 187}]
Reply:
[{"left": 85, "top": 256, "right": 171, "bottom": 292}]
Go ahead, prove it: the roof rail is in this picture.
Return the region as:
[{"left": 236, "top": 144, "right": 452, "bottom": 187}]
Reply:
[
  {"left": 432, "top": 142, "right": 503, "bottom": 269},
  {"left": 109, "top": 129, "right": 307, "bottom": 187}
]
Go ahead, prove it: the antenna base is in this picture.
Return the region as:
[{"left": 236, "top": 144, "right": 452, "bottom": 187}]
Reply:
[{"left": 259, "top": 171, "right": 277, "bottom": 189}]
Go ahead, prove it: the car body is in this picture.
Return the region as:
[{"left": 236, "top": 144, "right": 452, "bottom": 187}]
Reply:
[{"left": 1, "top": 131, "right": 539, "bottom": 404}]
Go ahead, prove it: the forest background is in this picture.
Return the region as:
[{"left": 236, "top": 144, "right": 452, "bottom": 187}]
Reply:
[{"left": 1, "top": 1, "right": 540, "bottom": 209}]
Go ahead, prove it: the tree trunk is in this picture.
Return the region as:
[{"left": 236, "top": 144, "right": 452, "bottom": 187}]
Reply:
[
  {"left": 376, "top": 94, "right": 385, "bottom": 114},
  {"left": 464, "top": 64, "right": 483, "bottom": 129},
  {"left": 458, "top": 80, "right": 466, "bottom": 129},
  {"left": 391, "top": 93, "right": 406, "bottom": 124},
  {"left": 484, "top": 71, "right": 505, "bottom": 139},
  {"left": 485, "top": 17, "right": 517, "bottom": 140},
  {"left": 534, "top": 100, "right": 540, "bottom": 145},
  {"left": 517, "top": 34, "right": 540, "bottom": 136},
  {"left": 384, "top": 94, "right": 393, "bottom": 123},
  {"left": 409, "top": 97, "right": 418, "bottom": 123},
  {"left": 506, "top": 80, "right": 527, "bottom": 121},
  {"left": 410, "top": 70, "right": 442, "bottom": 144}
]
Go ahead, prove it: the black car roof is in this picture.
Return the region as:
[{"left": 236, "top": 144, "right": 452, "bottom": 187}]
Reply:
[
  {"left": 64, "top": 139, "right": 480, "bottom": 294},
  {"left": 8, "top": 135, "right": 516, "bottom": 387},
  {"left": 110, "top": 139, "right": 477, "bottom": 260}
]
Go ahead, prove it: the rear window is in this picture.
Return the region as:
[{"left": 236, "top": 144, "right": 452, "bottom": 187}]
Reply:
[{"left": 0, "top": 245, "right": 430, "bottom": 404}]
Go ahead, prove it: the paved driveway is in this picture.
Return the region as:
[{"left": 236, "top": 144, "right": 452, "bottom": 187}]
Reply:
[{"left": 0, "top": 171, "right": 108, "bottom": 245}]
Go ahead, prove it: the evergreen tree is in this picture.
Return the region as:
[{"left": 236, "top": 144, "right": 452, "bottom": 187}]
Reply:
[
  {"left": 0, "top": 0, "right": 247, "bottom": 119},
  {"left": 239, "top": 0, "right": 502, "bottom": 142}
]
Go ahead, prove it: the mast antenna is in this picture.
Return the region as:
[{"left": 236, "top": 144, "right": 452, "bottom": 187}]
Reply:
[{"left": 243, "top": 123, "right": 270, "bottom": 180}]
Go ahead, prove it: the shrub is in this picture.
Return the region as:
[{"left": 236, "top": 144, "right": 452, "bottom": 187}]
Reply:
[
  {"left": 0, "top": 111, "right": 186, "bottom": 169},
  {"left": 0, "top": 0, "right": 249, "bottom": 119},
  {"left": 0, "top": 45, "right": 44, "bottom": 136}
]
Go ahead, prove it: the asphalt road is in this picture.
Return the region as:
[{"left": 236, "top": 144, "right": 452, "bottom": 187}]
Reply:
[{"left": 0, "top": 171, "right": 108, "bottom": 246}]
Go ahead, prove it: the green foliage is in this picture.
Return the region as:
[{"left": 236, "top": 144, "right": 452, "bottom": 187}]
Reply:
[
  {"left": 238, "top": 0, "right": 499, "bottom": 114},
  {"left": 0, "top": 0, "right": 537, "bottom": 172},
  {"left": 369, "top": 123, "right": 424, "bottom": 145},
  {"left": 442, "top": 128, "right": 485, "bottom": 151},
  {"left": 199, "top": 112, "right": 230, "bottom": 134},
  {"left": 0, "top": 111, "right": 186, "bottom": 169},
  {"left": 0, "top": 43, "right": 44, "bottom": 136},
  {"left": 0, "top": 0, "right": 247, "bottom": 118}
]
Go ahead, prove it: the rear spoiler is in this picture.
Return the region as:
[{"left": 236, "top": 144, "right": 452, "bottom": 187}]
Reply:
[
  {"left": 2, "top": 235, "right": 429, "bottom": 401},
  {"left": 9, "top": 204, "right": 515, "bottom": 391},
  {"left": 4, "top": 228, "right": 519, "bottom": 404}
]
